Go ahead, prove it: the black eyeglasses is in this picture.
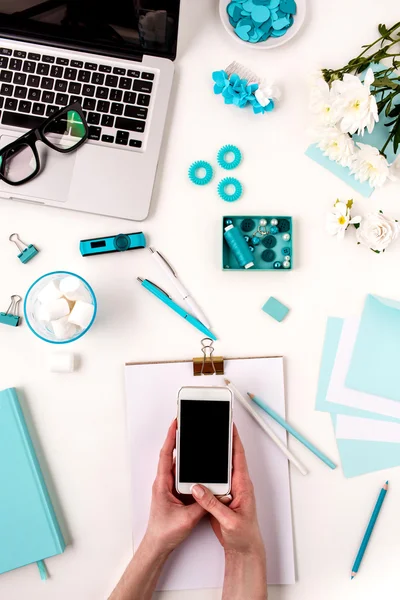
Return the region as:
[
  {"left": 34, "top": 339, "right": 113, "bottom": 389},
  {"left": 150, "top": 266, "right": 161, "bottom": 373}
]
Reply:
[{"left": 0, "top": 102, "right": 88, "bottom": 186}]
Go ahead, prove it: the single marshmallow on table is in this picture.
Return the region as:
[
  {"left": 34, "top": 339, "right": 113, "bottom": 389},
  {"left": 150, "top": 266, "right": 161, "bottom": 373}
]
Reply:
[
  {"left": 37, "top": 280, "right": 63, "bottom": 304},
  {"left": 40, "top": 298, "right": 70, "bottom": 321},
  {"left": 51, "top": 316, "right": 79, "bottom": 340},
  {"left": 68, "top": 300, "right": 94, "bottom": 330},
  {"left": 59, "top": 276, "right": 86, "bottom": 301},
  {"left": 48, "top": 352, "right": 76, "bottom": 373}
]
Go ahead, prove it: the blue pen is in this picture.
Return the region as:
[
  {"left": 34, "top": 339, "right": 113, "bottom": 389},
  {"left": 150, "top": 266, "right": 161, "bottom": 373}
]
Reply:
[{"left": 137, "top": 278, "right": 217, "bottom": 341}]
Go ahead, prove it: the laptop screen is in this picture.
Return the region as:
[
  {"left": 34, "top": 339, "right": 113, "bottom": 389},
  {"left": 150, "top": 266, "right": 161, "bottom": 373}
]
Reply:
[{"left": 0, "top": 1, "right": 180, "bottom": 61}]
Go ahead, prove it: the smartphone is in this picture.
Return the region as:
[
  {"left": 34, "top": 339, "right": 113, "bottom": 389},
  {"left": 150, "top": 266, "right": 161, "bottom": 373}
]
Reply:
[{"left": 176, "top": 386, "right": 233, "bottom": 495}]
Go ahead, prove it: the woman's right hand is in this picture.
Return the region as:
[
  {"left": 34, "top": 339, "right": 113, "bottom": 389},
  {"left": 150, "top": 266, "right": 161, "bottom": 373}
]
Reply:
[{"left": 191, "top": 424, "right": 265, "bottom": 557}]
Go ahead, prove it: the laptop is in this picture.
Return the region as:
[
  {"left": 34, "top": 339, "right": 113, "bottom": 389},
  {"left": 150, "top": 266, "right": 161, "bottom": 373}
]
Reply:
[{"left": 0, "top": 1, "right": 180, "bottom": 221}]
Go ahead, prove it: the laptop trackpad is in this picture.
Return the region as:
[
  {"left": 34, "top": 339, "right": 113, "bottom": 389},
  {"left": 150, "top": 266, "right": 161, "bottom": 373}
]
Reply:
[{"left": 0, "top": 136, "right": 76, "bottom": 203}]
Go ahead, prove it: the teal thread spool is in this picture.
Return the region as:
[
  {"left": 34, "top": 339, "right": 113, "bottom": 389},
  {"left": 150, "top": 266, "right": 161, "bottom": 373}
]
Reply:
[{"left": 224, "top": 224, "right": 254, "bottom": 269}]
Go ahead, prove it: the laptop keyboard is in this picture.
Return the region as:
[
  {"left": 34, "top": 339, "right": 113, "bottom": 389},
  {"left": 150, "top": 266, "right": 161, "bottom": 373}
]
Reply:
[{"left": 0, "top": 47, "right": 155, "bottom": 150}]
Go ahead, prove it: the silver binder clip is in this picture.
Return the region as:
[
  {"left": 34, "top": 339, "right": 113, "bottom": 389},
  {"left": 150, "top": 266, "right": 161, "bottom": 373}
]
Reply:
[{"left": 193, "top": 338, "right": 224, "bottom": 376}]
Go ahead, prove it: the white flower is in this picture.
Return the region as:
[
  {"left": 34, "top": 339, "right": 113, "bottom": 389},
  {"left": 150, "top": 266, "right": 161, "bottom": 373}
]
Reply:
[
  {"left": 255, "top": 82, "right": 280, "bottom": 107},
  {"left": 356, "top": 212, "right": 399, "bottom": 252},
  {"left": 332, "top": 68, "right": 378, "bottom": 135},
  {"left": 326, "top": 200, "right": 361, "bottom": 240},
  {"left": 390, "top": 155, "right": 400, "bottom": 180},
  {"left": 309, "top": 77, "right": 338, "bottom": 125},
  {"left": 351, "top": 143, "right": 392, "bottom": 188},
  {"left": 315, "top": 125, "right": 356, "bottom": 167}
]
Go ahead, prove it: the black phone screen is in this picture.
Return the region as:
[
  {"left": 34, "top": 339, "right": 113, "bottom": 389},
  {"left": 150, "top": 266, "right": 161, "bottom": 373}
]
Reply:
[{"left": 179, "top": 399, "right": 230, "bottom": 484}]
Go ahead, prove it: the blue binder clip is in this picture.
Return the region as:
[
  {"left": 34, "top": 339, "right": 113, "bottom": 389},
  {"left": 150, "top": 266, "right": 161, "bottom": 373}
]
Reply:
[
  {"left": 9, "top": 233, "right": 39, "bottom": 264},
  {"left": 0, "top": 295, "right": 22, "bottom": 327}
]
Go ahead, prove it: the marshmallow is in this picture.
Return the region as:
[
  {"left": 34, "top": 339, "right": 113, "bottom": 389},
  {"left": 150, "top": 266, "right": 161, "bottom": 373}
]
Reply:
[
  {"left": 47, "top": 352, "right": 76, "bottom": 373},
  {"left": 41, "top": 297, "right": 70, "bottom": 321},
  {"left": 59, "top": 276, "right": 85, "bottom": 301},
  {"left": 68, "top": 300, "right": 94, "bottom": 330},
  {"left": 37, "top": 280, "right": 63, "bottom": 304},
  {"left": 51, "top": 316, "right": 79, "bottom": 340}
]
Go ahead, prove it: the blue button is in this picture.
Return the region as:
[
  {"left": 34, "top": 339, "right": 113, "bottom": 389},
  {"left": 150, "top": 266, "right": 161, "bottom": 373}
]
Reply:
[
  {"left": 241, "top": 218, "right": 255, "bottom": 233},
  {"left": 261, "top": 249, "right": 276, "bottom": 262},
  {"left": 282, "top": 247, "right": 290, "bottom": 256},
  {"left": 278, "top": 219, "right": 290, "bottom": 233},
  {"left": 262, "top": 235, "right": 277, "bottom": 249}
]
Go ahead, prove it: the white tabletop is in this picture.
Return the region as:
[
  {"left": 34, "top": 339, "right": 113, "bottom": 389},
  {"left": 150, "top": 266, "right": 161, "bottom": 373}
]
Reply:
[{"left": 1, "top": 1, "right": 400, "bottom": 599}]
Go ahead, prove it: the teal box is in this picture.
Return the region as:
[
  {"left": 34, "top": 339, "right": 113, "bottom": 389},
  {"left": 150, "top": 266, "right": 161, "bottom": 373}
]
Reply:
[{"left": 222, "top": 216, "right": 293, "bottom": 271}]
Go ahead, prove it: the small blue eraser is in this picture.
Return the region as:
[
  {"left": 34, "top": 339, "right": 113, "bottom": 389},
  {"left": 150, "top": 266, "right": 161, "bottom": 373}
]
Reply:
[
  {"left": 18, "top": 244, "right": 38, "bottom": 264},
  {"left": 262, "top": 297, "right": 289, "bottom": 322}
]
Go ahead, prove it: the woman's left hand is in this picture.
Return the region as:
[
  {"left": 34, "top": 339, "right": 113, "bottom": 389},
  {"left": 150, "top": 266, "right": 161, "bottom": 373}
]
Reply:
[{"left": 143, "top": 419, "right": 206, "bottom": 557}]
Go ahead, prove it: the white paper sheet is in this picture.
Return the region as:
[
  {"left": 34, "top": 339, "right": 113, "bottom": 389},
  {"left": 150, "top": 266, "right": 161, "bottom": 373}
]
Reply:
[
  {"left": 336, "top": 415, "right": 400, "bottom": 443},
  {"left": 326, "top": 318, "right": 400, "bottom": 420},
  {"left": 125, "top": 357, "right": 295, "bottom": 590}
]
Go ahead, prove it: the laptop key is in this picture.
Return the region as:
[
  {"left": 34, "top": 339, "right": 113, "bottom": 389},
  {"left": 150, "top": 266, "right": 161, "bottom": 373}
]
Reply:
[
  {"left": 116, "top": 130, "right": 129, "bottom": 145},
  {"left": 0, "top": 71, "right": 12, "bottom": 82},
  {"left": 0, "top": 84, "right": 13, "bottom": 96},
  {"left": 56, "top": 93, "right": 69, "bottom": 105},
  {"left": 28, "top": 53, "right": 41, "bottom": 61},
  {"left": 109, "top": 89, "right": 122, "bottom": 102},
  {"left": 46, "top": 105, "right": 58, "bottom": 117},
  {"left": 71, "top": 60, "right": 83, "bottom": 68},
  {"left": 110, "top": 102, "right": 123, "bottom": 115},
  {"left": 82, "top": 84, "right": 95, "bottom": 97},
  {"left": 41, "top": 78, "right": 54, "bottom": 90},
  {"left": 133, "top": 79, "right": 153, "bottom": 93},
  {"left": 27, "top": 75, "right": 40, "bottom": 87},
  {"left": 14, "top": 50, "right": 26, "bottom": 59},
  {"left": 91, "top": 72, "right": 104, "bottom": 85},
  {"left": 88, "top": 112, "right": 100, "bottom": 125},
  {"left": 105, "top": 75, "right": 118, "bottom": 87},
  {"left": 37, "top": 63, "right": 49, "bottom": 76},
  {"left": 83, "top": 98, "right": 96, "bottom": 110},
  {"left": 101, "top": 114, "right": 114, "bottom": 127},
  {"left": 115, "top": 117, "right": 145, "bottom": 133},
  {"left": 123, "top": 91, "right": 137, "bottom": 105},
  {"left": 96, "top": 87, "right": 108, "bottom": 99},
  {"left": 142, "top": 72, "right": 155, "bottom": 81},
  {"left": 137, "top": 93, "right": 150, "bottom": 107},
  {"left": 9, "top": 59, "right": 21, "bottom": 70},
  {"left": 127, "top": 69, "right": 140, "bottom": 78},
  {"left": 55, "top": 79, "right": 68, "bottom": 92},
  {"left": 28, "top": 88, "right": 41, "bottom": 101},
  {"left": 97, "top": 100, "right": 110, "bottom": 113},
  {"left": 65, "top": 68, "right": 77, "bottom": 80},
  {"left": 56, "top": 57, "right": 69, "bottom": 66},
  {"left": 42, "top": 91, "right": 55, "bottom": 103},
  {"left": 4, "top": 98, "right": 17, "bottom": 111},
  {"left": 70, "top": 95, "right": 82, "bottom": 105},
  {"left": 119, "top": 77, "right": 131, "bottom": 90},
  {"left": 99, "top": 65, "right": 112, "bottom": 73},
  {"left": 13, "top": 73, "right": 27, "bottom": 85},
  {"left": 125, "top": 105, "right": 148, "bottom": 120},
  {"left": 19, "top": 100, "right": 32, "bottom": 113},
  {"left": 88, "top": 126, "right": 101, "bottom": 140},
  {"left": 0, "top": 57, "right": 8, "bottom": 68},
  {"left": 33, "top": 102, "right": 45, "bottom": 115},
  {"left": 23, "top": 61, "right": 36, "bottom": 73},
  {"left": 85, "top": 62, "right": 97, "bottom": 71},
  {"left": 42, "top": 55, "right": 55, "bottom": 63},
  {"left": 101, "top": 134, "right": 114, "bottom": 143},
  {"left": 68, "top": 81, "right": 82, "bottom": 94},
  {"left": 0, "top": 97, "right": 3, "bottom": 108},
  {"left": 50, "top": 65, "right": 63, "bottom": 78},
  {"left": 129, "top": 139, "right": 142, "bottom": 148},
  {"left": 2, "top": 110, "right": 45, "bottom": 129},
  {"left": 113, "top": 67, "right": 126, "bottom": 76},
  {"left": 78, "top": 70, "right": 91, "bottom": 83},
  {"left": 0, "top": 48, "right": 12, "bottom": 56},
  {"left": 15, "top": 86, "right": 27, "bottom": 99}
]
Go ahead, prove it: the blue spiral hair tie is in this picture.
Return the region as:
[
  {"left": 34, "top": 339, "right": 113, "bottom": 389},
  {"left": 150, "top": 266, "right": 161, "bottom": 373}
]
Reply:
[
  {"left": 188, "top": 160, "right": 213, "bottom": 185},
  {"left": 217, "top": 144, "right": 242, "bottom": 170},
  {"left": 218, "top": 177, "right": 243, "bottom": 202}
]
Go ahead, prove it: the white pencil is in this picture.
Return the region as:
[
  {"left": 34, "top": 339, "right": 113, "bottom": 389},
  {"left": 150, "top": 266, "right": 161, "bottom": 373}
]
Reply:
[{"left": 224, "top": 379, "right": 308, "bottom": 476}]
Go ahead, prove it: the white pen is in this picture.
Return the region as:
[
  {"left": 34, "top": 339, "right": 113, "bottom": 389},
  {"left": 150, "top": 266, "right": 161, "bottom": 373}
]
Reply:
[{"left": 149, "top": 248, "right": 211, "bottom": 328}]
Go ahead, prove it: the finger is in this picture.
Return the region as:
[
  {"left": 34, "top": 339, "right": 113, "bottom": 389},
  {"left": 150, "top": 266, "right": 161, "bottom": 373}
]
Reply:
[
  {"left": 157, "top": 419, "right": 177, "bottom": 481},
  {"left": 186, "top": 499, "right": 207, "bottom": 524},
  {"left": 232, "top": 424, "right": 250, "bottom": 476},
  {"left": 219, "top": 494, "right": 233, "bottom": 505},
  {"left": 191, "top": 485, "right": 231, "bottom": 527}
]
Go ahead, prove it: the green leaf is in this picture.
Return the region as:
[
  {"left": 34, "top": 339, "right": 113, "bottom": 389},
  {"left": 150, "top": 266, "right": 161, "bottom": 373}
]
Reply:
[
  {"left": 346, "top": 199, "right": 354, "bottom": 210},
  {"left": 354, "top": 223, "right": 360, "bottom": 230},
  {"left": 371, "top": 249, "right": 381, "bottom": 254},
  {"left": 388, "top": 104, "right": 400, "bottom": 117},
  {"left": 378, "top": 23, "right": 389, "bottom": 37},
  {"left": 373, "top": 77, "right": 398, "bottom": 89}
]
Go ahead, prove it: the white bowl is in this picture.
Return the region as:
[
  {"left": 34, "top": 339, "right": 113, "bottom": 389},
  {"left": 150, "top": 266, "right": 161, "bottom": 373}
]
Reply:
[{"left": 219, "top": 0, "right": 306, "bottom": 50}]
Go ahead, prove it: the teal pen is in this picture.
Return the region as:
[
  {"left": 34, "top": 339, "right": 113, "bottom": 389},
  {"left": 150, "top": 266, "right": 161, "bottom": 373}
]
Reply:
[
  {"left": 351, "top": 481, "right": 389, "bottom": 579},
  {"left": 137, "top": 278, "right": 217, "bottom": 341},
  {"left": 247, "top": 393, "right": 336, "bottom": 470}
]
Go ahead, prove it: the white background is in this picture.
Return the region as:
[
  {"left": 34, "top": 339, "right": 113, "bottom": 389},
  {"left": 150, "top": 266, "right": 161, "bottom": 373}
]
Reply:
[{"left": 1, "top": 0, "right": 400, "bottom": 599}]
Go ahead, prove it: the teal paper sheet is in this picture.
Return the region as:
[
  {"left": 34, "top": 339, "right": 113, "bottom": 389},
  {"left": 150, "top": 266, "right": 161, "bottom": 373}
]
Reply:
[
  {"left": 0, "top": 388, "right": 65, "bottom": 575},
  {"left": 346, "top": 295, "right": 400, "bottom": 402},
  {"left": 316, "top": 318, "right": 400, "bottom": 477}
]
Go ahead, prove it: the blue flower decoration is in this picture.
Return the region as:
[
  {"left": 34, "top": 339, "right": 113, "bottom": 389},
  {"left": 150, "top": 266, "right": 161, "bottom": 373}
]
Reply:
[{"left": 212, "top": 69, "right": 274, "bottom": 115}]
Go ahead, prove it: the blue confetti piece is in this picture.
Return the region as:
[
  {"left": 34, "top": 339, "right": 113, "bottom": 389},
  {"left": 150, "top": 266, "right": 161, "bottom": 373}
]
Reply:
[
  {"left": 267, "top": 0, "right": 280, "bottom": 8},
  {"left": 235, "top": 24, "right": 252, "bottom": 40},
  {"left": 272, "top": 16, "right": 290, "bottom": 29},
  {"left": 279, "top": 0, "right": 297, "bottom": 13},
  {"left": 242, "top": 0, "right": 255, "bottom": 10},
  {"left": 260, "top": 17, "right": 272, "bottom": 31},
  {"left": 271, "top": 26, "right": 289, "bottom": 36},
  {"left": 252, "top": 4, "right": 270, "bottom": 23}
]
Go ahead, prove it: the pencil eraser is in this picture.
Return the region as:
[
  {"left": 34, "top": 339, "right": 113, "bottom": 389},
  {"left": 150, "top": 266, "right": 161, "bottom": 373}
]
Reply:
[
  {"left": 68, "top": 300, "right": 94, "bottom": 329},
  {"left": 59, "top": 276, "right": 85, "bottom": 301},
  {"left": 51, "top": 316, "right": 79, "bottom": 340},
  {"left": 41, "top": 298, "right": 70, "bottom": 321},
  {"left": 262, "top": 297, "right": 289, "bottom": 322},
  {"left": 37, "top": 280, "right": 63, "bottom": 304}
]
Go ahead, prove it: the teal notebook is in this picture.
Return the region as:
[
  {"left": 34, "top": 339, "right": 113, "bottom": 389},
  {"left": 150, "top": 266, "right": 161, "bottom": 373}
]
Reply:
[{"left": 0, "top": 388, "right": 66, "bottom": 577}]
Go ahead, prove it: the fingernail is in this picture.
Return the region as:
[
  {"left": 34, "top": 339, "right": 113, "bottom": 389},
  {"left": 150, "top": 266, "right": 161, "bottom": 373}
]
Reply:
[{"left": 191, "top": 484, "right": 205, "bottom": 498}]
